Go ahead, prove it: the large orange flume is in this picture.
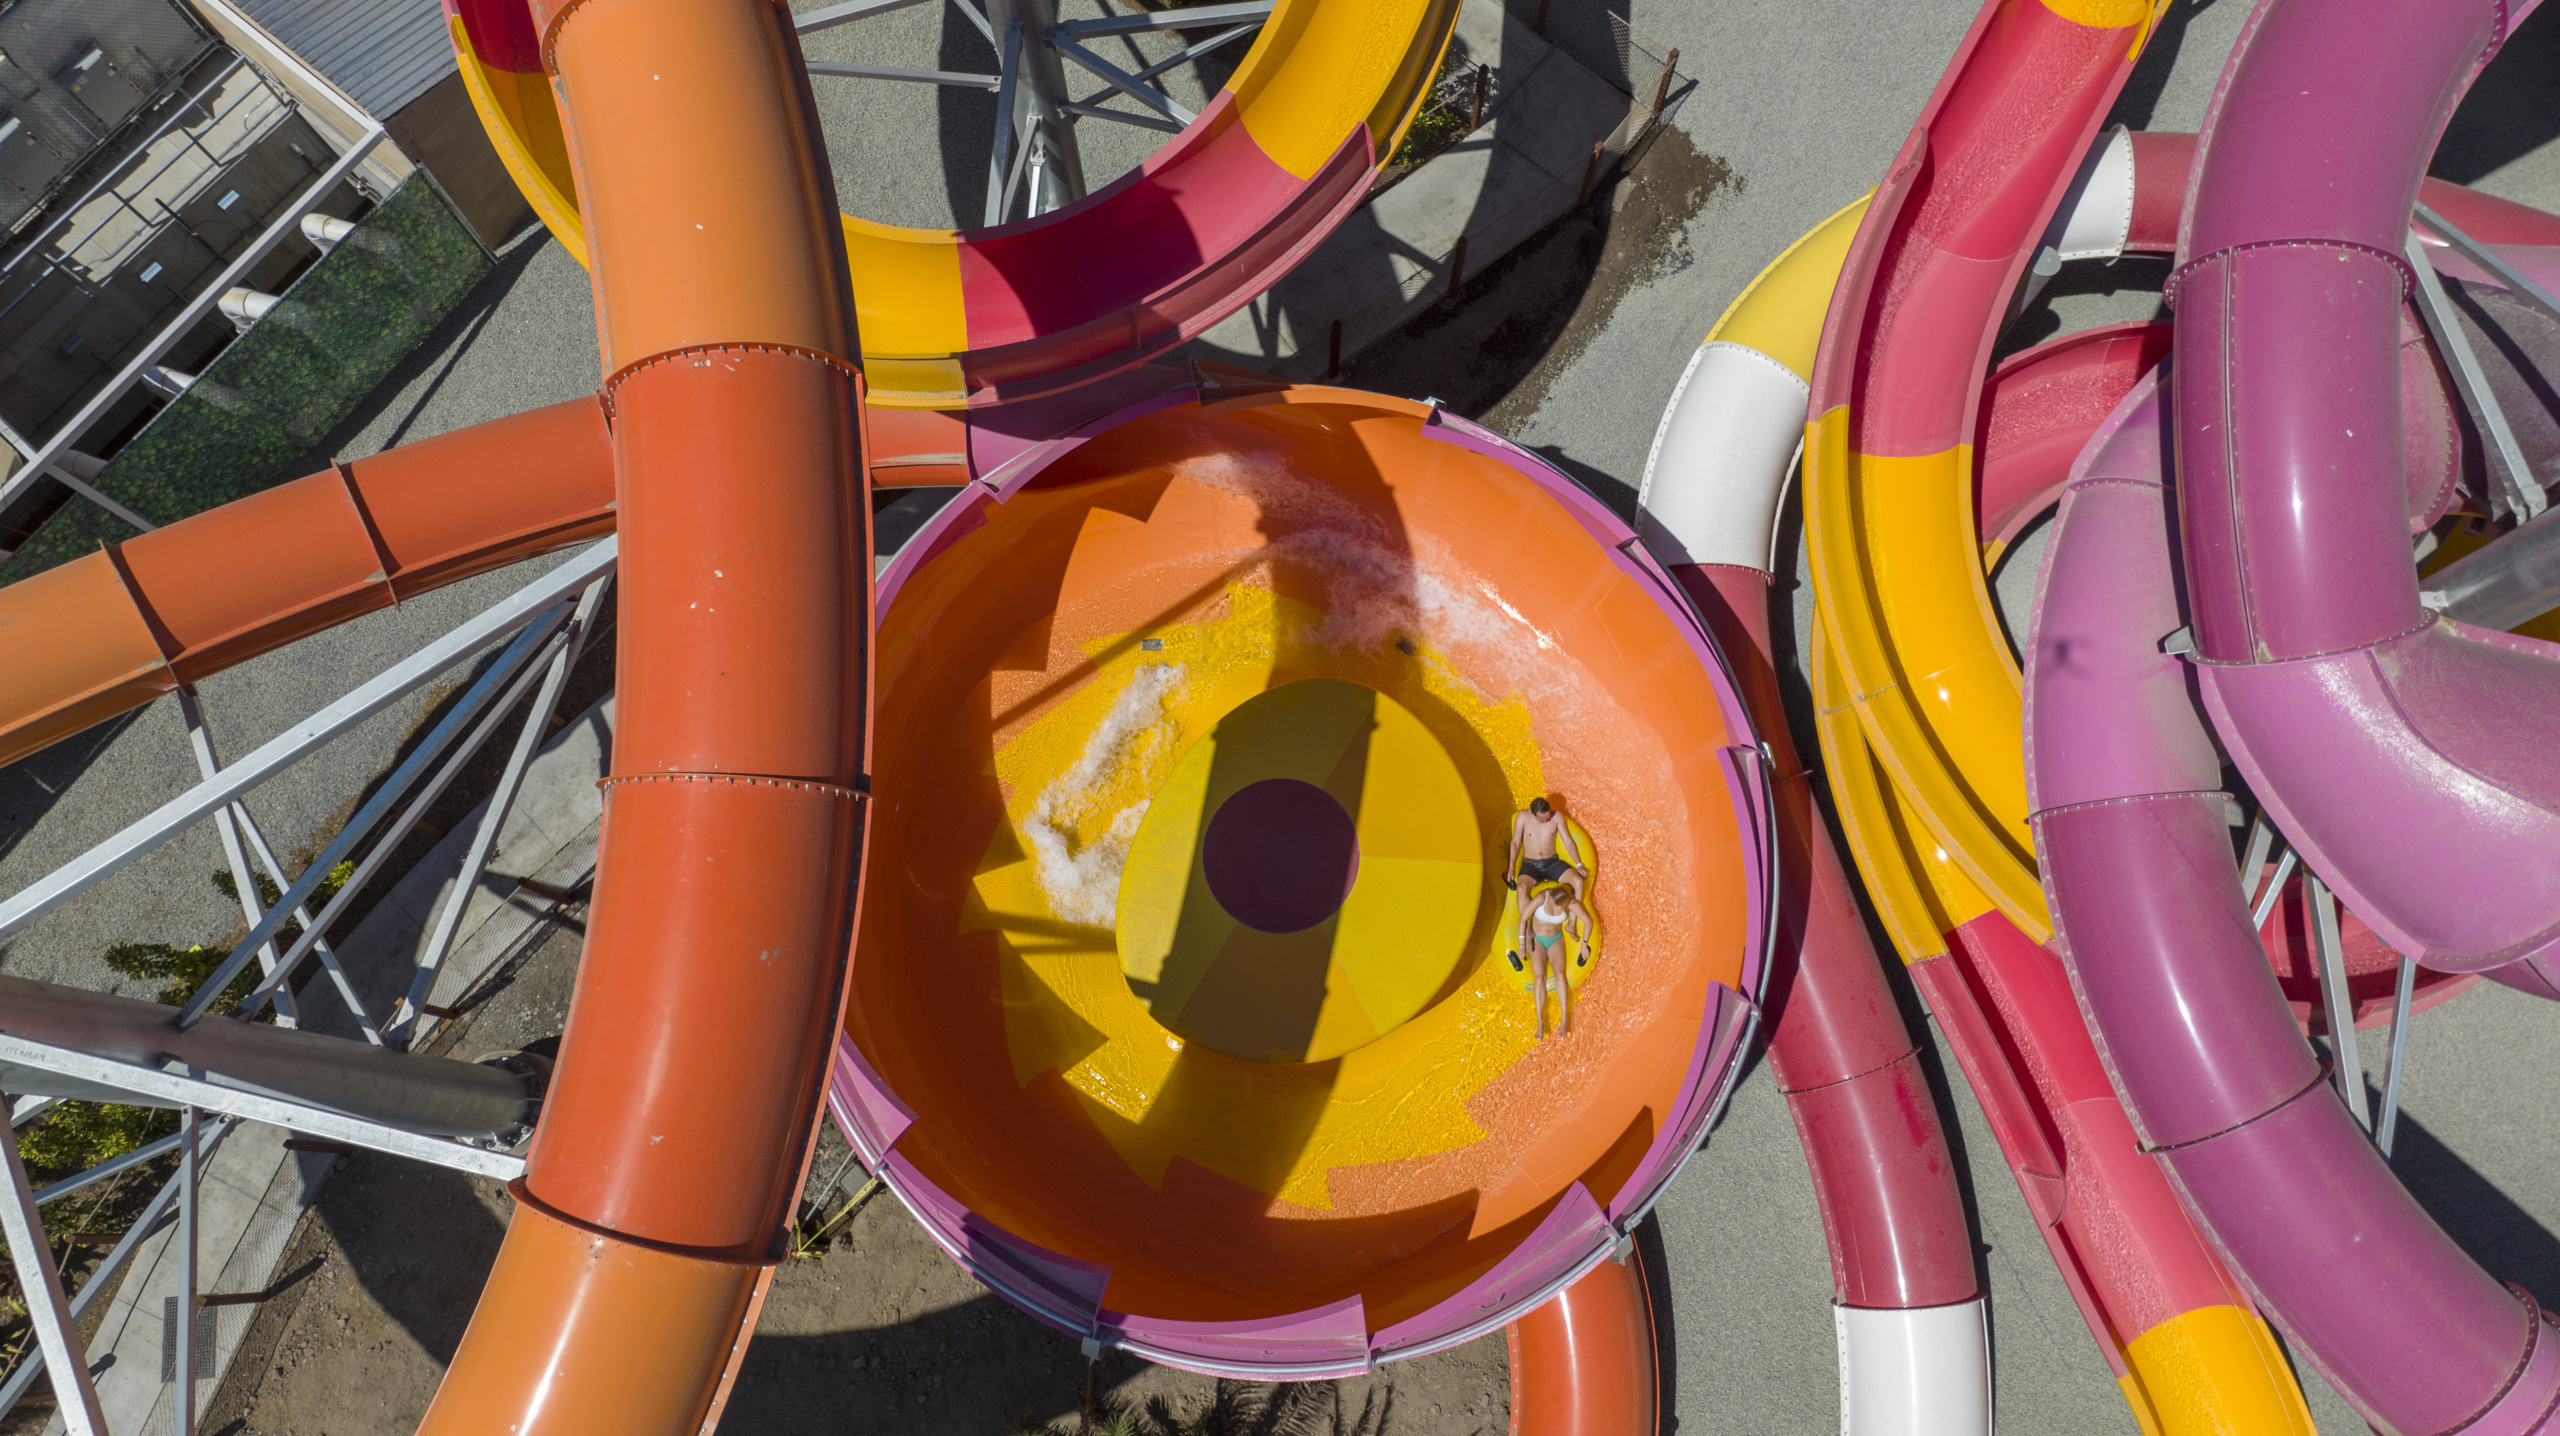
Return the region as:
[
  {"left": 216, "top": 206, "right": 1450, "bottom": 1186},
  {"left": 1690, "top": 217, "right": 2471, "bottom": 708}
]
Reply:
[{"left": 415, "top": 0, "right": 870, "bottom": 1430}]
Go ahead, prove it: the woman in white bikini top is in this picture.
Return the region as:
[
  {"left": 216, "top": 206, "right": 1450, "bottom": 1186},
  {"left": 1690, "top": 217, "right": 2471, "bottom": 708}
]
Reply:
[
  {"left": 1521, "top": 887, "right": 1587, "bottom": 1039},
  {"left": 1530, "top": 894, "right": 1572, "bottom": 946}
]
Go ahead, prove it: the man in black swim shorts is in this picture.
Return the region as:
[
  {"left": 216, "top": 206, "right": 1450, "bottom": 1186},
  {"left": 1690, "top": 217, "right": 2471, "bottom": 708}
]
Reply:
[{"left": 1505, "top": 796, "right": 1587, "bottom": 908}]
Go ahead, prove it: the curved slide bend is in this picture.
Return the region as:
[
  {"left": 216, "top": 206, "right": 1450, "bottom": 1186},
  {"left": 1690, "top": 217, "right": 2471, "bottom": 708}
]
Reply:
[
  {"left": 2030, "top": 370, "right": 2560, "bottom": 1435},
  {"left": 1793, "top": 0, "right": 2322, "bottom": 1429},
  {"left": 2171, "top": 0, "right": 2560, "bottom": 987},
  {"left": 1802, "top": 0, "right": 2164, "bottom": 941},
  {"left": 1507, "top": 1257, "right": 1657, "bottom": 1436},
  {"left": 407, "top": 0, "right": 871, "bottom": 1428},
  {"left": 835, "top": 382, "right": 1773, "bottom": 1377},
  {"left": 2025, "top": 0, "right": 2560, "bottom": 1430},
  {"left": 444, "top": 0, "right": 1454, "bottom": 409},
  {"left": 1641, "top": 196, "right": 1991, "bottom": 1436},
  {"left": 1864, "top": 119, "right": 2560, "bottom": 1042}
]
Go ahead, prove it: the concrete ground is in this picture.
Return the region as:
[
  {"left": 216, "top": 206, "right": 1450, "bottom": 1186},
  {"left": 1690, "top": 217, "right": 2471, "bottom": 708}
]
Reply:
[{"left": 3, "top": 1, "right": 2557, "bottom": 1433}]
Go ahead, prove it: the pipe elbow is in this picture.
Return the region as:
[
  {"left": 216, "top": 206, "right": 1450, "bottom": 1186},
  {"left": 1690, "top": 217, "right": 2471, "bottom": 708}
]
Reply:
[{"left": 2196, "top": 622, "right": 2560, "bottom": 970}]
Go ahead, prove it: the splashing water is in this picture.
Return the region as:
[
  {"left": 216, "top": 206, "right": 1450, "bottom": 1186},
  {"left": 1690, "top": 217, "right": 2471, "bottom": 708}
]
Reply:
[
  {"left": 1026, "top": 662, "right": 1187, "bottom": 929},
  {"left": 1166, "top": 445, "right": 1577, "bottom": 709}
]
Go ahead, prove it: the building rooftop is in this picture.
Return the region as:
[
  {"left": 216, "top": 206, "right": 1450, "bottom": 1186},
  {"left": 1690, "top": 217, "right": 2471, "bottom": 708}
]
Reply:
[{"left": 233, "top": 0, "right": 453, "bottom": 121}]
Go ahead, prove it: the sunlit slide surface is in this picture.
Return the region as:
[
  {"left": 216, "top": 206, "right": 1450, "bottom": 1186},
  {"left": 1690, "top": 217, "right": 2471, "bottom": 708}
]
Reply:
[{"left": 835, "top": 386, "right": 1769, "bottom": 1375}]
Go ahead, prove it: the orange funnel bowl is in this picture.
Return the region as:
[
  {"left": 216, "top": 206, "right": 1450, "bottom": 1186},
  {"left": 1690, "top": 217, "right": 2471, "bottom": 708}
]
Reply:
[{"left": 837, "top": 386, "right": 1771, "bottom": 1376}]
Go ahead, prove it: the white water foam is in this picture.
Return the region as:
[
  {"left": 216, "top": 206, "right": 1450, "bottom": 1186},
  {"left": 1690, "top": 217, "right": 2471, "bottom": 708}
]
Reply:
[
  {"left": 1026, "top": 661, "right": 1187, "bottom": 929},
  {"left": 1164, "top": 445, "right": 1579, "bottom": 709}
]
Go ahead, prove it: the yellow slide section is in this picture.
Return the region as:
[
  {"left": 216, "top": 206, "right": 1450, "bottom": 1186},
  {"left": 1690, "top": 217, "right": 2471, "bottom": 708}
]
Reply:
[
  {"left": 1805, "top": 416, "right": 2051, "bottom": 937},
  {"left": 1704, "top": 192, "right": 1871, "bottom": 371},
  {"left": 1229, "top": 0, "right": 1460, "bottom": 179},
  {"left": 964, "top": 577, "right": 1542, "bottom": 1210}
]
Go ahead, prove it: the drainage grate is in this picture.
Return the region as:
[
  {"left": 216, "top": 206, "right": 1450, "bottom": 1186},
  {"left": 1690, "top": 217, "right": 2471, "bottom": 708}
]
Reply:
[{"left": 159, "top": 1298, "right": 213, "bottom": 1382}]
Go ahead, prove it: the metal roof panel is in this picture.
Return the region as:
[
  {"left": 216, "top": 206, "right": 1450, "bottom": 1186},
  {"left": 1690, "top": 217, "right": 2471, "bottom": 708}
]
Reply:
[{"left": 231, "top": 0, "right": 455, "bottom": 118}]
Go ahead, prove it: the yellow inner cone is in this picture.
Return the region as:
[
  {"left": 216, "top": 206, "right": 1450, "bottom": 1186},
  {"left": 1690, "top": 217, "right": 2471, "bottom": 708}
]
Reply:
[{"left": 1118, "top": 679, "right": 1483, "bottom": 1063}]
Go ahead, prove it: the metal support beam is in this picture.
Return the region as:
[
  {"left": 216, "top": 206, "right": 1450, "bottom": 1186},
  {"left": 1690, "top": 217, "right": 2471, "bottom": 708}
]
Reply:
[
  {"left": 223, "top": 798, "right": 380, "bottom": 1044},
  {"left": 2305, "top": 871, "right": 2370, "bottom": 1131},
  {"left": 0, "top": 540, "right": 615, "bottom": 945},
  {"left": 0, "top": 1092, "right": 108, "bottom": 1434},
  {"left": 389, "top": 579, "right": 607, "bottom": 1049},
  {"left": 2376, "top": 955, "right": 2418, "bottom": 1159},
  {"left": 793, "top": 0, "right": 935, "bottom": 33},
  {"left": 2406, "top": 231, "right": 2544, "bottom": 520},
  {"left": 29, "top": 1128, "right": 187, "bottom": 1206},
  {"left": 0, "top": 1036, "right": 524, "bottom": 1181},
  {"left": 1122, "top": 23, "right": 1260, "bottom": 84},
  {"left": 0, "top": 1118, "right": 234, "bottom": 1424},
  {"left": 1052, "top": 34, "right": 1197, "bottom": 126},
  {"left": 995, "top": 123, "right": 1035, "bottom": 227},
  {"left": 2251, "top": 845, "right": 2298, "bottom": 931},
  {"left": 993, "top": 0, "right": 1094, "bottom": 214},
  {"left": 985, "top": 19, "right": 1024, "bottom": 226},
  {"left": 32, "top": 465, "right": 159, "bottom": 534},
  {"left": 174, "top": 1104, "right": 199, "bottom": 1436},
  {"left": 1060, "top": 101, "right": 1181, "bottom": 134},
  {"left": 2419, "top": 501, "right": 2560, "bottom": 631},
  {"left": 231, "top": 623, "right": 575, "bottom": 1025},
  {"left": 944, "top": 0, "right": 996, "bottom": 44},
  {"left": 0, "top": 973, "right": 533, "bottom": 1138},
  {"left": 1052, "top": 1, "right": 1273, "bottom": 36},
  {"left": 180, "top": 690, "right": 297, "bottom": 1029},
  {"left": 2416, "top": 201, "right": 2560, "bottom": 329},
  {"left": 804, "top": 61, "right": 999, "bottom": 87},
  {"left": 2237, "top": 812, "right": 2274, "bottom": 887},
  {"left": 180, "top": 611, "right": 570, "bottom": 1029}
]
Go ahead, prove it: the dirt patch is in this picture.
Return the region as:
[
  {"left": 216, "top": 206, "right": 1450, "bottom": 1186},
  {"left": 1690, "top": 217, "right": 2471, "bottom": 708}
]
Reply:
[
  {"left": 733, "top": 1142, "right": 1510, "bottom": 1436},
  {"left": 201, "top": 909, "right": 1509, "bottom": 1436},
  {"left": 1338, "top": 124, "right": 1740, "bottom": 490}
]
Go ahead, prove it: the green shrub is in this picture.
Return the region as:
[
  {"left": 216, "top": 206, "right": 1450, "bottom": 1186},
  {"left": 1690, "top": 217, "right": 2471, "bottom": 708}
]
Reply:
[
  {"left": 1390, "top": 45, "right": 1474, "bottom": 166},
  {"left": 15, "top": 1101, "right": 170, "bottom": 1180},
  {"left": 0, "top": 172, "right": 494, "bottom": 582},
  {"left": 107, "top": 859, "right": 353, "bottom": 1011}
]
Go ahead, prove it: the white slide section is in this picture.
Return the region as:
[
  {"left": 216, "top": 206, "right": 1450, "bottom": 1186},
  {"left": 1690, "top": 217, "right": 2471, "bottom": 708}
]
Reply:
[
  {"left": 1637, "top": 340, "right": 1810, "bottom": 573},
  {"left": 1835, "top": 1299, "right": 1993, "bottom": 1436},
  {"left": 2051, "top": 126, "right": 2135, "bottom": 262}
]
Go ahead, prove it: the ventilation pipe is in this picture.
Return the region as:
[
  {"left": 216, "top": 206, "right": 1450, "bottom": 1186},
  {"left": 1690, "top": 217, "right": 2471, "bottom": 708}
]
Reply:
[
  {"left": 301, "top": 212, "right": 356, "bottom": 253},
  {"left": 218, "top": 287, "right": 279, "bottom": 327}
]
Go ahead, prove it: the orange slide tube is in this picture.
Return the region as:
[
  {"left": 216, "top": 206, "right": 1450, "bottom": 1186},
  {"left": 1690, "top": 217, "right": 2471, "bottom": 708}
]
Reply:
[
  {"left": 1508, "top": 1260, "right": 1657, "bottom": 1436},
  {"left": 413, "top": 0, "right": 869, "bottom": 1428},
  {"left": 0, "top": 397, "right": 613, "bottom": 772}
]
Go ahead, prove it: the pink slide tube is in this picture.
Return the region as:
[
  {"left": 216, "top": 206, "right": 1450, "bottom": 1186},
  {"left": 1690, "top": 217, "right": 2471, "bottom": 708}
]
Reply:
[
  {"left": 2169, "top": 0, "right": 2560, "bottom": 984},
  {"left": 2031, "top": 370, "right": 2560, "bottom": 1435}
]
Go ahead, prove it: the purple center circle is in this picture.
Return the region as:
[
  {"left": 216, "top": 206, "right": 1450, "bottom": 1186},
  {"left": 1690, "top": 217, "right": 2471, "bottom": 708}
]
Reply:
[{"left": 1201, "top": 779, "right": 1361, "bottom": 933}]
